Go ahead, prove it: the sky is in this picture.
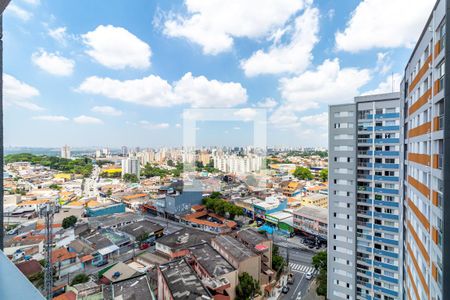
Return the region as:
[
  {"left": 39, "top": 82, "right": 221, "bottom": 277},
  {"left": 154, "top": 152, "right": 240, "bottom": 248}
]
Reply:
[{"left": 3, "top": 0, "right": 436, "bottom": 148}]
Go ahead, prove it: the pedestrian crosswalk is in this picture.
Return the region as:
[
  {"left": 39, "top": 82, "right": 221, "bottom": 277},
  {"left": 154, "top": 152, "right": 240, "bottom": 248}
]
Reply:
[{"left": 289, "top": 263, "right": 316, "bottom": 274}]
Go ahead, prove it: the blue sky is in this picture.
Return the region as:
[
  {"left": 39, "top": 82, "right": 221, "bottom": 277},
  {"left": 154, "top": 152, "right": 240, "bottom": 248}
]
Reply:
[{"left": 4, "top": 0, "right": 435, "bottom": 148}]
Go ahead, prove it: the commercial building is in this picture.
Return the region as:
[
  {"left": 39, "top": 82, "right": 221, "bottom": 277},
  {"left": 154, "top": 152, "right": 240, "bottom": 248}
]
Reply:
[
  {"left": 328, "top": 92, "right": 402, "bottom": 300},
  {"left": 293, "top": 206, "right": 327, "bottom": 241},
  {"left": 253, "top": 195, "right": 287, "bottom": 222},
  {"left": 401, "top": 1, "right": 447, "bottom": 299}
]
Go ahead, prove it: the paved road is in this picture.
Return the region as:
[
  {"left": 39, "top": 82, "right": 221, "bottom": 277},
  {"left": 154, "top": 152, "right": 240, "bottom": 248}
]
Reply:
[{"left": 277, "top": 246, "right": 317, "bottom": 300}]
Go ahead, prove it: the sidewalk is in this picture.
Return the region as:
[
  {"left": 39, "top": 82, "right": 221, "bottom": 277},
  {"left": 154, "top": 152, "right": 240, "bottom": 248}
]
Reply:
[
  {"left": 302, "top": 280, "right": 325, "bottom": 300},
  {"left": 266, "top": 275, "right": 287, "bottom": 300}
]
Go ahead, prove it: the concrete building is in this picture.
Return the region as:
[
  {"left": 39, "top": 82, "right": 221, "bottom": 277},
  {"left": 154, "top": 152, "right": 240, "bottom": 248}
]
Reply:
[
  {"left": 121, "top": 157, "right": 140, "bottom": 177},
  {"left": 301, "top": 193, "right": 328, "bottom": 208},
  {"left": 211, "top": 235, "right": 261, "bottom": 283},
  {"left": 293, "top": 206, "right": 327, "bottom": 241},
  {"left": 60, "top": 145, "right": 71, "bottom": 159},
  {"left": 401, "top": 1, "right": 447, "bottom": 299},
  {"left": 213, "top": 154, "right": 263, "bottom": 174},
  {"left": 155, "top": 228, "right": 213, "bottom": 259},
  {"left": 158, "top": 258, "right": 212, "bottom": 300},
  {"left": 328, "top": 93, "right": 402, "bottom": 300},
  {"left": 188, "top": 243, "right": 238, "bottom": 299}
]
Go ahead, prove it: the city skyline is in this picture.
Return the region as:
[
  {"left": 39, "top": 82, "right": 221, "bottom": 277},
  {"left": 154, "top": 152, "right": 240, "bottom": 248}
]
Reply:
[{"left": 4, "top": 0, "right": 436, "bottom": 147}]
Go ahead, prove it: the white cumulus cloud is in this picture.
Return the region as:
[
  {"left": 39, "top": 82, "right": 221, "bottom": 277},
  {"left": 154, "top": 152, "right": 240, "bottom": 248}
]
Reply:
[
  {"left": 335, "top": 0, "right": 435, "bottom": 52},
  {"left": 82, "top": 25, "right": 151, "bottom": 69},
  {"left": 91, "top": 105, "right": 123, "bottom": 116},
  {"left": 4, "top": 73, "right": 43, "bottom": 111},
  {"left": 139, "top": 121, "right": 170, "bottom": 129},
  {"left": 32, "top": 115, "right": 69, "bottom": 122},
  {"left": 73, "top": 115, "right": 103, "bottom": 124},
  {"left": 48, "top": 27, "right": 70, "bottom": 46},
  {"left": 233, "top": 108, "right": 258, "bottom": 121},
  {"left": 6, "top": 3, "right": 32, "bottom": 21},
  {"left": 78, "top": 75, "right": 176, "bottom": 107},
  {"left": 362, "top": 73, "right": 402, "bottom": 95},
  {"left": 162, "top": 0, "right": 306, "bottom": 55},
  {"left": 173, "top": 72, "right": 247, "bottom": 107},
  {"left": 279, "top": 58, "right": 372, "bottom": 110},
  {"left": 78, "top": 72, "right": 247, "bottom": 108},
  {"left": 256, "top": 98, "right": 278, "bottom": 109},
  {"left": 32, "top": 50, "right": 75, "bottom": 76},
  {"left": 241, "top": 7, "right": 319, "bottom": 76}
]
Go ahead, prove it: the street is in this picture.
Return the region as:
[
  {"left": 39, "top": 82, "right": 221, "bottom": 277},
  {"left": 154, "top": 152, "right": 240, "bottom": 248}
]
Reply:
[{"left": 277, "top": 243, "right": 317, "bottom": 299}]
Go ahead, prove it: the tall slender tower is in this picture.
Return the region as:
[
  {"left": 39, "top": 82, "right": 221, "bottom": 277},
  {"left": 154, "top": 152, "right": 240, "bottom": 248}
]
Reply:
[
  {"left": 402, "top": 0, "right": 447, "bottom": 299},
  {"left": 328, "top": 92, "right": 402, "bottom": 300}
]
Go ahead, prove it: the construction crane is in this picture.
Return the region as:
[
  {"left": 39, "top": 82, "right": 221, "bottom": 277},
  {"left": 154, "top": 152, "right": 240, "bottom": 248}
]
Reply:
[{"left": 41, "top": 203, "right": 55, "bottom": 300}]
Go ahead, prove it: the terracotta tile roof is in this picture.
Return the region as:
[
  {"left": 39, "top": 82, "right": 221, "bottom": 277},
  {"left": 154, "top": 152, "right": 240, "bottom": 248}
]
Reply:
[
  {"left": 15, "top": 260, "right": 42, "bottom": 277},
  {"left": 36, "top": 223, "right": 61, "bottom": 230},
  {"left": 17, "top": 199, "right": 50, "bottom": 206},
  {"left": 122, "top": 193, "right": 147, "bottom": 200},
  {"left": 51, "top": 248, "right": 77, "bottom": 264},
  {"left": 80, "top": 255, "right": 94, "bottom": 263},
  {"left": 191, "top": 204, "right": 206, "bottom": 211},
  {"left": 53, "top": 291, "right": 76, "bottom": 300}
]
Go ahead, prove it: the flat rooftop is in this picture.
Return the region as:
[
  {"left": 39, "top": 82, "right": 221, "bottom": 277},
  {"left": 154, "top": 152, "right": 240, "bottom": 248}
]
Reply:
[
  {"left": 103, "top": 274, "right": 154, "bottom": 300},
  {"left": 120, "top": 220, "right": 164, "bottom": 238},
  {"left": 156, "top": 228, "right": 213, "bottom": 251},
  {"left": 213, "top": 235, "right": 256, "bottom": 261},
  {"left": 189, "top": 243, "right": 235, "bottom": 277},
  {"left": 236, "top": 228, "right": 269, "bottom": 246},
  {"left": 159, "top": 258, "right": 212, "bottom": 299},
  {"left": 294, "top": 206, "right": 328, "bottom": 223},
  {"left": 88, "top": 212, "right": 140, "bottom": 229}
]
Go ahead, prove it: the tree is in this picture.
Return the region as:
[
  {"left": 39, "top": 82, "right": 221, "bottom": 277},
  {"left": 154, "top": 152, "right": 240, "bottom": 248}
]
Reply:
[
  {"left": 106, "top": 189, "right": 112, "bottom": 197},
  {"left": 167, "top": 159, "right": 174, "bottom": 167},
  {"left": 70, "top": 273, "right": 89, "bottom": 286},
  {"left": 293, "top": 166, "right": 313, "bottom": 180},
  {"left": 49, "top": 184, "right": 62, "bottom": 190},
  {"left": 123, "top": 173, "right": 139, "bottom": 183},
  {"left": 312, "top": 251, "right": 327, "bottom": 270},
  {"left": 271, "top": 245, "right": 286, "bottom": 278},
  {"left": 319, "top": 168, "right": 328, "bottom": 182},
  {"left": 236, "top": 272, "right": 260, "bottom": 300},
  {"left": 312, "top": 251, "right": 327, "bottom": 296},
  {"left": 136, "top": 232, "right": 149, "bottom": 243},
  {"left": 62, "top": 215, "right": 77, "bottom": 229}
]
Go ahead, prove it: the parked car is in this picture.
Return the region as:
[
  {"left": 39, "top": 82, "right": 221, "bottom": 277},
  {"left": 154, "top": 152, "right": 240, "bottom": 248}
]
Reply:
[
  {"left": 287, "top": 273, "right": 294, "bottom": 285},
  {"left": 139, "top": 243, "right": 149, "bottom": 250},
  {"left": 306, "top": 272, "right": 313, "bottom": 280},
  {"left": 94, "top": 260, "right": 108, "bottom": 267},
  {"left": 282, "top": 286, "right": 290, "bottom": 294}
]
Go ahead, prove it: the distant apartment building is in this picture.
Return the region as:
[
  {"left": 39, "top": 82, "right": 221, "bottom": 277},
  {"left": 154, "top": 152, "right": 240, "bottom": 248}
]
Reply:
[
  {"left": 328, "top": 92, "right": 402, "bottom": 300},
  {"left": 121, "top": 157, "right": 140, "bottom": 177},
  {"left": 121, "top": 146, "right": 127, "bottom": 156},
  {"left": 213, "top": 154, "right": 263, "bottom": 174},
  {"left": 401, "top": 1, "right": 447, "bottom": 299},
  {"left": 61, "top": 145, "right": 71, "bottom": 159}
]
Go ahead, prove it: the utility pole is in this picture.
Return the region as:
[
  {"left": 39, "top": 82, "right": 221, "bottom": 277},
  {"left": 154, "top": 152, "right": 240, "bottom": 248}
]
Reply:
[{"left": 43, "top": 203, "right": 55, "bottom": 300}]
